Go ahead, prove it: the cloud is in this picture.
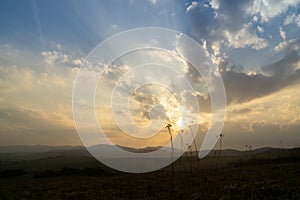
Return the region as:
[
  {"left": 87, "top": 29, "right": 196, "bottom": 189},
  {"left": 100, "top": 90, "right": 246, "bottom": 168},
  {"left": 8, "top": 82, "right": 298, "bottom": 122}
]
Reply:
[
  {"left": 149, "top": 104, "right": 167, "bottom": 120},
  {"left": 186, "top": 0, "right": 300, "bottom": 60},
  {"left": 223, "top": 81, "right": 300, "bottom": 149},
  {"left": 274, "top": 27, "right": 288, "bottom": 53},
  {"left": 223, "top": 23, "right": 268, "bottom": 50},
  {"left": 150, "top": 0, "right": 158, "bottom": 5},
  {"left": 222, "top": 82, "right": 300, "bottom": 148},
  {"left": 187, "top": 0, "right": 268, "bottom": 57},
  {"left": 284, "top": 13, "right": 300, "bottom": 27},
  {"left": 263, "top": 39, "right": 300, "bottom": 76},
  {"left": 247, "top": 0, "right": 300, "bottom": 22},
  {"left": 257, "top": 25, "right": 264, "bottom": 33},
  {"left": 232, "top": 108, "right": 252, "bottom": 114},
  {"left": 186, "top": 2, "right": 200, "bottom": 12},
  {"left": 41, "top": 51, "right": 69, "bottom": 65},
  {"left": 0, "top": 44, "right": 42, "bottom": 68},
  {"left": 0, "top": 104, "right": 72, "bottom": 129},
  {"left": 130, "top": 86, "right": 176, "bottom": 123},
  {"left": 0, "top": 44, "right": 82, "bottom": 145},
  {"left": 41, "top": 50, "right": 84, "bottom": 68},
  {"left": 0, "top": 104, "right": 78, "bottom": 145},
  {"left": 71, "top": 59, "right": 83, "bottom": 66},
  {"left": 219, "top": 39, "right": 300, "bottom": 104},
  {"left": 0, "top": 65, "right": 77, "bottom": 94},
  {"left": 180, "top": 90, "right": 211, "bottom": 113},
  {"left": 274, "top": 38, "right": 299, "bottom": 53},
  {"left": 279, "top": 27, "right": 286, "bottom": 41}
]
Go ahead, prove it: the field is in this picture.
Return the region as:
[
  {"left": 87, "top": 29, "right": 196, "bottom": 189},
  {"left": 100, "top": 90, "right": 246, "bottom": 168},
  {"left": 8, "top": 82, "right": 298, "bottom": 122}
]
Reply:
[{"left": 0, "top": 147, "right": 299, "bottom": 199}]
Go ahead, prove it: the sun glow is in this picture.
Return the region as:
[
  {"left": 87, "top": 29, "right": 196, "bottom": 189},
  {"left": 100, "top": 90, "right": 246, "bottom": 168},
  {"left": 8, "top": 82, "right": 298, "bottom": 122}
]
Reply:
[{"left": 177, "top": 117, "right": 183, "bottom": 128}]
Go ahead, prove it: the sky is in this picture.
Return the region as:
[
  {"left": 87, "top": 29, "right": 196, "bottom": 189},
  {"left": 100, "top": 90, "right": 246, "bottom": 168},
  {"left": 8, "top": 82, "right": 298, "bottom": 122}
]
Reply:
[{"left": 0, "top": 0, "right": 300, "bottom": 150}]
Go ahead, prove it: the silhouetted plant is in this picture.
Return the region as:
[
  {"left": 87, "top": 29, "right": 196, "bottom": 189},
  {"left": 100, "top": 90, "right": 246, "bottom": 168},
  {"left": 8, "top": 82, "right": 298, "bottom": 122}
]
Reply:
[
  {"left": 215, "top": 133, "right": 224, "bottom": 169},
  {"left": 165, "top": 123, "right": 174, "bottom": 199},
  {"left": 166, "top": 123, "right": 174, "bottom": 163},
  {"left": 178, "top": 130, "right": 186, "bottom": 170},
  {"left": 189, "top": 125, "right": 200, "bottom": 174},
  {"left": 246, "top": 144, "right": 254, "bottom": 159},
  {"left": 186, "top": 144, "right": 194, "bottom": 174}
]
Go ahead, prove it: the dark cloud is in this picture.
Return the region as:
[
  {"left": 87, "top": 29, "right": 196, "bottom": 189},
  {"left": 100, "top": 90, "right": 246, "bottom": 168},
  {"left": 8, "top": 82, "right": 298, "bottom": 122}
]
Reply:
[
  {"left": 131, "top": 91, "right": 160, "bottom": 106},
  {"left": 131, "top": 89, "right": 165, "bottom": 121},
  {"left": 184, "top": 61, "right": 206, "bottom": 84},
  {"left": 212, "top": 0, "right": 252, "bottom": 32},
  {"left": 181, "top": 90, "right": 211, "bottom": 113},
  {"left": 149, "top": 104, "right": 168, "bottom": 120},
  {"left": 187, "top": 2, "right": 217, "bottom": 40},
  {"left": 232, "top": 108, "right": 252, "bottom": 114},
  {"left": 262, "top": 39, "right": 300, "bottom": 77},
  {"left": 187, "top": 0, "right": 259, "bottom": 52},
  {"left": 0, "top": 107, "right": 78, "bottom": 145},
  {"left": 219, "top": 40, "right": 300, "bottom": 104}
]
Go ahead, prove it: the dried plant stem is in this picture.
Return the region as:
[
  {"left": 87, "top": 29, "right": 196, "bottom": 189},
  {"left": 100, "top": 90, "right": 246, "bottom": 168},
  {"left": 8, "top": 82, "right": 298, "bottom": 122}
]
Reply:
[
  {"left": 178, "top": 131, "right": 186, "bottom": 170},
  {"left": 215, "top": 133, "right": 224, "bottom": 169},
  {"left": 166, "top": 123, "right": 174, "bottom": 199},
  {"left": 189, "top": 125, "right": 200, "bottom": 175}
]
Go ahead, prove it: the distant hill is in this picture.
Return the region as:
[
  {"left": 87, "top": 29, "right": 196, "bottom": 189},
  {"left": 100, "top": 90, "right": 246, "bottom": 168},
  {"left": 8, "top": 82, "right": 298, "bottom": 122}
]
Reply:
[
  {"left": 0, "top": 145, "right": 84, "bottom": 153},
  {"left": 0, "top": 145, "right": 88, "bottom": 161},
  {"left": 0, "top": 144, "right": 288, "bottom": 161},
  {"left": 0, "top": 145, "right": 297, "bottom": 172}
]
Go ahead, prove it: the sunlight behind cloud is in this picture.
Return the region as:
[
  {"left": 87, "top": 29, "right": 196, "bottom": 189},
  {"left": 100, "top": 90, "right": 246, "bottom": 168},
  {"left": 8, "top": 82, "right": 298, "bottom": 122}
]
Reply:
[{"left": 0, "top": 0, "right": 299, "bottom": 151}]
